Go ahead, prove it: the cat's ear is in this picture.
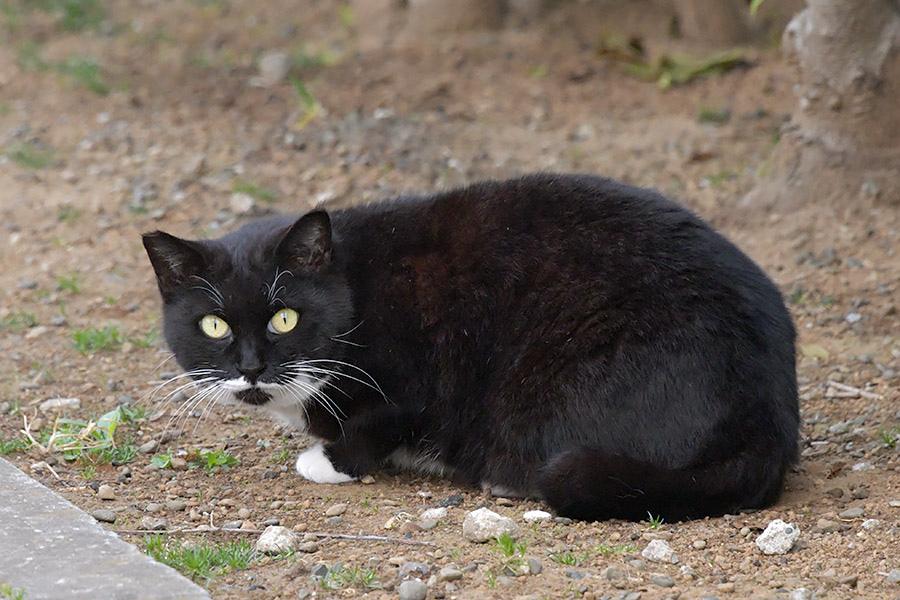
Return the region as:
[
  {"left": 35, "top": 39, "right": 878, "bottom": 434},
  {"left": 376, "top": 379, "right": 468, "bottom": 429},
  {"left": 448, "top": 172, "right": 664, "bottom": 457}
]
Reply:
[
  {"left": 276, "top": 210, "right": 332, "bottom": 271},
  {"left": 142, "top": 231, "right": 207, "bottom": 301}
]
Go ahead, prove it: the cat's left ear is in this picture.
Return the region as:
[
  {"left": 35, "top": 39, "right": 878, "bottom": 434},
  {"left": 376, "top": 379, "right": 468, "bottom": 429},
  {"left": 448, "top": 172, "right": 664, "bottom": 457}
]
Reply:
[
  {"left": 142, "top": 231, "right": 207, "bottom": 302},
  {"left": 276, "top": 210, "right": 332, "bottom": 271}
]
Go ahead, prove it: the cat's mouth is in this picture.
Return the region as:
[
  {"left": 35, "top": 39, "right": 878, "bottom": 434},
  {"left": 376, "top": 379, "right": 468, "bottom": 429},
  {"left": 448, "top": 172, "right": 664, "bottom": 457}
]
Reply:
[{"left": 236, "top": 388, "right": 272, "bottom": 405}]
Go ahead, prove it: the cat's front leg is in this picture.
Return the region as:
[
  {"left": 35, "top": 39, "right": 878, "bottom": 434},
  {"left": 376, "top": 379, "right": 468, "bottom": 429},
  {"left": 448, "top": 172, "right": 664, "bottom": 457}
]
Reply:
[
  {"left": 295, "top": 444, "right": 356, "bottom": 484},
  {"left": 296, "top": 407, "right": 414, "bottom": 484}
]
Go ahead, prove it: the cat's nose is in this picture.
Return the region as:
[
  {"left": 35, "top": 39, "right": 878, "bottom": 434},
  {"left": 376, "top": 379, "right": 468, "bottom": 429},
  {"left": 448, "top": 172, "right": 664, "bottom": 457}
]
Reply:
[{"left": 237, "top": 362, "right": 265, "bottom": 383}]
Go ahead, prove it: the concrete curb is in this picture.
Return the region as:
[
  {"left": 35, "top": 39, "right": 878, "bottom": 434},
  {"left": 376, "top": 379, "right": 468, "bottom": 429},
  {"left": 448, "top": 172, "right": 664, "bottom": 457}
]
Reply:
[{"left": 0, "top": 457, "right": 211, "bottom": 600}]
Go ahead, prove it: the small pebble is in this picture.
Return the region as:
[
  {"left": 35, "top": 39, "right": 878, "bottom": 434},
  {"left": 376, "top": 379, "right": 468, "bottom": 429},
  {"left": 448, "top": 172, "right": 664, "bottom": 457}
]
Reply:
[
  {"left": 145, "top": 503, "right": 163, "bottom": 513},
  {"left": 838, "top": 507, "right": 864, "bottom": 519},
  {"left": 526, "top": 557, "right": 542, "bottom": 575},
  {"left": 522, "top": 510, "right": 551, "bottom": 521},
  {"left": 166, "top": 500, "right": 187, "bottom": 512},
  {"left": 326, "top": 516, "right": 343, "bottom": 525},
  {"left": 238, "top": 508, "right": 252, "bottom": 519},
  {"left": 420, "top": 507, "right": 447, "bottom": 521},
  {"left": 717, "top": 582, "right": 735, "bottom": 593},
  {"left": 296, "top": 541, "right": 319, "bottom": 553},
  {"left": 788, "top": 588, "right": 812, "bottom": 600},
  {"left": 92, "top": 509, "right": 117, "bottom": 523},
  {"left": 420, "top": 519, "right": 439, "bottom": 530},
  {"left": 861, "top": 518, "right": 882, "bottom": 531},
  {"left": 398, "top": 579, "right": 427, "bottom": 600},
  {"left": 325, "top": 503, "right": 348, "bottom": 517},
  {"left": 651, "top": 575, "right": 675, "bottom": 588},
  {"left": 139, "top": 440, "right": 158, "bottom": 454},
  {"left": 693, "top": 539, "right": 707, "bottom": 550},
  {"left": 439, "top": 567, "right": 462, "bottom": 582},
  {"left": 97, "top": 484, "right": 116, "bottom": 501}
]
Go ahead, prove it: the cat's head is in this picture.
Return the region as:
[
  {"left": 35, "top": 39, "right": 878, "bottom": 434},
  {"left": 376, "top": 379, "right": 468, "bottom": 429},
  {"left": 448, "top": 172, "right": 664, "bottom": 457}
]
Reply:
[{"left": 142, "top": 211, "right": 353, "bottom": 428}]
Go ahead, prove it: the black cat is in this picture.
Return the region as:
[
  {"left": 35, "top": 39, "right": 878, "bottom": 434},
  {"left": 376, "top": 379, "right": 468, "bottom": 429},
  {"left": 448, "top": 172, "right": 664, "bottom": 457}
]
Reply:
[{"left": 143, "top": 173, "right": 798, "bottom": 521}]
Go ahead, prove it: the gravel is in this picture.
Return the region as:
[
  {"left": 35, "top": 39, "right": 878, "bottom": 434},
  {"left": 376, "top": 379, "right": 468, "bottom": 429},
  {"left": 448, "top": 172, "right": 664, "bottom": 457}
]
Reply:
[
  {"left": 325, "top": 503, "right": 348, "bottom": 517},
  {"left": 420, "top": 507, "right": 447, "bottom": 520},
  {"left": 522, "top": 510, "right": 551, "bottom": 521},
  {"left": 97, "top": 484, "right": 116, "bottom": 501},
  {"left": 838, "top": 507, "right": 864, "bottom": 519},
  {"left": 39, "top": 398, "right": 81, "bottom": 412}
]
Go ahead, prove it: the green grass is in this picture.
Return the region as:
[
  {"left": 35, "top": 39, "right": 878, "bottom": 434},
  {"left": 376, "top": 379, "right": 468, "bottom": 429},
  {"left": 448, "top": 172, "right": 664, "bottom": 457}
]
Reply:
[
  {"left": 6, "top": 142, "right": 55, "bottom": 169},
  {"left": 0, "top": 437, "right": 30, "bottom": 455},
  {"left": 492, "top": 532, "right": 526, "bottom": 559},
  {"left": 55, "top": 273, "right": 81, "bottom": 294},
  {"left": 232, "top": 179, "right": 278, "bottom": 203},
  {"left": 17, "top": 40, "right": 48, "bottom": 71},
  {"left": 190, "top": 449, "right": 239, "bottom": 473},
  {"left": 596, "top": 544, "right": 637, "bottom": 557},
  {"left": 548, "top": 551, "right": 590, "bottom": 566},
  {"left": 31, "top": 406, "right": 136, "bottom": 464},
  {"left": 319, "top": 564, "right": 380, "bottom": 590},
  {"left": 697, "top": 106, "right": 731, "bottom": 124},
  {"left": 271, "top": 447, "right": 291, "bottom": 463},
  {"left": 57, "top": 56, "right": 109, "bottom": 95},
  {"left": 0, "top": 312, "right": 37, "bottom": 331},
  {"left": 880, "top": 428, "right": 899, "bottom": 449},
  {"left": 289, "top": 76, "right": 320, "bottom": 130},
  {"left": 0, "top": 584, "right": 25, "bottom": 600},
  {"left": 72, "top": 325, "right": 122, "bottom": 354},
  {"left": 128, "top": 326, "right": 161, "bottom": 349},
  {"left": 646, "top": 512, "right": 664, "bottom": 528},
  {"left": 57, "top": 206, "right": 82, "bottom": 222},
  {"left": 150, "top": 453, "right": 172, "bottom": 469},
  {"left": 29, "top": 0, "right": 107, "bottom": 31},
  {"left": 142, "top": 536, "right": 257, "bottom": 583}
]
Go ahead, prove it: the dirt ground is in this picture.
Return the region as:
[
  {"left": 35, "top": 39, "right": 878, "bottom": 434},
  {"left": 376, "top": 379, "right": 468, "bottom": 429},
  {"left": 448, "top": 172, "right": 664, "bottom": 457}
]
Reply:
[{"left": 1, "top": 1, "right": 899, "bottom": 599}]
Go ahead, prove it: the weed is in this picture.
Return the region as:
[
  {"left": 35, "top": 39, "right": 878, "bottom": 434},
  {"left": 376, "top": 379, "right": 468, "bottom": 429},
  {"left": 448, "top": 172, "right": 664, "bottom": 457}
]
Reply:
[
  {"left": 72, "top": 325, "right": 122, "bottom": 354},
  {"left": 697, "top": 107, "right": 731, "bottom": 124},
  {"left": 57, "top": 56, "right": 109, "bottom": 95},
  {"left": 0, "top": 584, "right": 25, "bottom": 600},
  {"left": 6, "top": 142, "right": 55, "bottom": 169},
  {"left": 0, "top": 436, "right": 30, "bottom": 455},
  {"left": 271, "top": 447, "right": 291, "bottom": 463},
  {"left": 485, "top": 570, "right": 497, "bottom": 589},
  {"left": 128, "top": 326, "right": 161, "bottom": 349},
  {"left": 24, "top": 406, "right": 134, "bottom": 464},
  {"left": 57, "top": 206, "right": 82, "bottom": 222},
  {"left": 646, "top": 512, "right": 664, "bottom": 528},
  {"left": 749, "top": 0, "right": 765, "bottom": 16},
  {"left": 289, "top": 76, "right": 320, "bottom": 130},
  {"left": 290, "top": 47, "right": 341, "bottom": 71},
  {"left": 492, "top": 532, "right": 526, "bottom": 559},
  {"left": 337, "top": 5, "right": 354, "bottom": 27},
  {"left": 232, "top": 179, "right": 278, "bottom": 203},
  {"left": 190, "top": 449, "right": 239, "bottom": 473},
  {"left": 150, "top": 453, "right": 172, "bottom": 469},
  {"left": 701, "top": 170, "right": 736, "bottom": 187},
  {"left": 527, "top": 65, "right": 548, "bottom": 79},
  {"left": 17, "top": 40, "right": 48, "bottom": 71},
  {"left": 880, "top": 428, "right": 899, "bottom": 449},
  {"left": 55, "top": 273, "right": 81, "bottom": 294},
  {"left": 142, "top": 535, "right": 256, "bottom": 583},
  {"left": 30, "top": 0, "right": 106, "bottom": 31},
  {"left": 0, "top": 312, "right": 37, "bottom": 331},
  {"left": 319, "top": 564, "right": 380, "bottom": 590},
  {"left": 80, "top": 463, "right": 97, "bottom": 480},
  {"left": 595, "top": 544, "right": 637, "bottom": 557},
  {"left": 548, "top": 551, "right": 582, "bottom": 566}
]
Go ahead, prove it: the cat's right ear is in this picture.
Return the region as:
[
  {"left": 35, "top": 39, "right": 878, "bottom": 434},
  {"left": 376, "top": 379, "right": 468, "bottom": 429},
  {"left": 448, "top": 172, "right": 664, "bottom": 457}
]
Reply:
[
  {"left": 276, "top": 210, "right": 333, "bottom": 272},
  {"left": 142, "top": 231, "right": 206, "bottom": 301}
]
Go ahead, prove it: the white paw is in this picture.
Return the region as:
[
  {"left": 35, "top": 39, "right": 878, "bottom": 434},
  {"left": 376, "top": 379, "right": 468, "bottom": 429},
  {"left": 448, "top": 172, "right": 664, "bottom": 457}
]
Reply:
[{"left": 295, "top": 444, "right": 355, "bottom": 484}]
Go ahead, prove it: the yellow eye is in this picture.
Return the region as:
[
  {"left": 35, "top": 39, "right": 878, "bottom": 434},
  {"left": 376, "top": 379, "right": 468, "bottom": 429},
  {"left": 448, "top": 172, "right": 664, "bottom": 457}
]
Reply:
[
  {"left": 199, "top": 315, "right": 230, "bottom": 339},
  {"left": 269, "top": 308, "right": 299, "bottom": 334}
]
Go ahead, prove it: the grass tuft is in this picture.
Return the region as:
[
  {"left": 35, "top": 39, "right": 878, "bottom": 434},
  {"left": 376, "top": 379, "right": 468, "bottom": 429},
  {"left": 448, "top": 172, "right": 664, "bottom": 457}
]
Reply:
[
  {"left": 232, "top": 179, "right": 278, "bottom": 203},
  {"left": 0, "top": 584, "right": 25, "bottom": 600},
  {"left": 72, "top": 325, "right": 122, "bottom": 354},
  {"left": 6, "top": 142, "right": 55, "bottom": 169},
  {"left": 142, "top": 536, "right": 257, "bottom": 583},
  {"left": 319, "top": 564, "right": 380, "bottom": 590},
  {"left": 0, "top": 312, "right": 37, "bottom": 331},
  {"left": 57, "top": 56, "right": 109, "bottom": 95}
]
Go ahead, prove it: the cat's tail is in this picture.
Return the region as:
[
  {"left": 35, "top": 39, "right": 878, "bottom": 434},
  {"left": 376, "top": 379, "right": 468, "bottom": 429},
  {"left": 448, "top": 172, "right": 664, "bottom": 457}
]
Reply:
[{"left": 536, "top": 446, "right": 792, "bottom": 522}]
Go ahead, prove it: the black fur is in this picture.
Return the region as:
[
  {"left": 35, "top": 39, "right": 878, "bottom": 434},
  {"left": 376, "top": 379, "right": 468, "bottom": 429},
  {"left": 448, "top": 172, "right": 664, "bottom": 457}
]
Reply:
[{"left": 143, "top": 173, "right": 798, "bottom": 522}]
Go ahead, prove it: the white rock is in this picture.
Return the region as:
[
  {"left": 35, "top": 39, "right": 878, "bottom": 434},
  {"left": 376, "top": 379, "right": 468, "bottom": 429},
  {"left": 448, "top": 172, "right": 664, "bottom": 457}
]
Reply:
[
  {"left": 420, "top": 507, "right": 448, "bottom": 521},
  {"left": 39, "top": 398, "right": 81, "bottom": 412},
  {"left": 755, "top": 519, "right": 800, "bottom": 555},
  {"left": 462, "top": 507, "right": 519, "bottom": 543},
  {"left": 641, "top": 539, "right": 679, "bottom": 564},
  {"left": 861, "top": 518, "right": 882, "bottom": 531},
  {"left": 254, "top": 51, "right": 290, "bottom": 87},
  {"left": 229, "top": 192, "right": 254, "bottom": 215},
  {"left": 255, "top": 525, "right": 298, "bottom": 555},
  {"left": 788, "top": 588, "right": 813, "bottom": 600},
  {"left": 522, "top": 510, "right": 552, "bottom": 521},
  {"left": 852, "top": 461, "right": 875, "bottom": 471}
]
